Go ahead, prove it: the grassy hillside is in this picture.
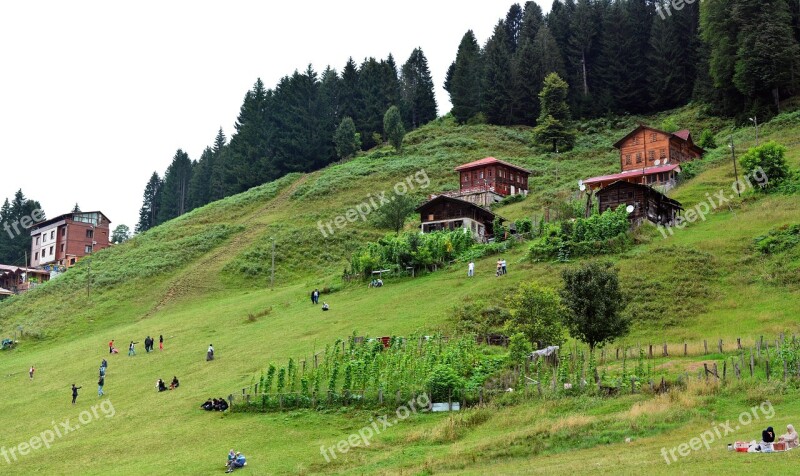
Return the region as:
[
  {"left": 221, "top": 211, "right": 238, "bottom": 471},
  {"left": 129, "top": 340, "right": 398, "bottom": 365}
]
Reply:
[{"left": 0, "top": 105, "right": 799, "bottom": 474}]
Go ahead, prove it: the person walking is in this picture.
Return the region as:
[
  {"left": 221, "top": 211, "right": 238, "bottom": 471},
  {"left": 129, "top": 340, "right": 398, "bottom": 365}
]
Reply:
[
  {"left": 29, "top": 365, "right": 35, "bottom": 380},
  {"left": 207, "top": 344, "right": 214, "bottom": 361},
  {"left": 496, "top": 259, "right": 502, "bottom": 277},
  {"left": 501, "top": 258, "right": 507, "bottom": 275},
  {"left": 98, "top": 376, "right": 105, "bottom": 397},
  {"left": 99, "top": 365, "right": 106, "bottom": 378},
  {"left": 468, "top": 261, "right": 474, "bottom": 277},
  {"left": 159, "top": 335, "right": 164, "bottom": 351},
  {"left": 71, "top": 384, "right": 82, "bottom": 404},
  {"left": 128, "top": 341, "right": 138, "bottom": 356}
]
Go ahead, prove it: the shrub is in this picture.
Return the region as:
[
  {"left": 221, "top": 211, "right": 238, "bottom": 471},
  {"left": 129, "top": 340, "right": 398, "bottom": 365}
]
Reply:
[
  {"left": 739, "top": 141, "right": 790, "bottom": 192},
  {"left": 426, "top": 364, "right": 465, "bottom": 402},
  {"left": 698, "top": 129, "right": 717, "bottom": 149}
]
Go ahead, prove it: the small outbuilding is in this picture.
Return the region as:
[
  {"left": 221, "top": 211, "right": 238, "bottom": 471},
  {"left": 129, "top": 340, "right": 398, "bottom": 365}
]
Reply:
[{"left": 596, "top": 181, "right": 682, "bottom": 226}]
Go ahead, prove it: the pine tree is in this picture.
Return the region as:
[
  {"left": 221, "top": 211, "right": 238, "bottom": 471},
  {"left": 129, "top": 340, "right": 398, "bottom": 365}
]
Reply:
[
  {"left": 449, "top": 30, "right": 484, "bottom": 123},
  {"left": 400, "top": 48, "right": 438, "bottom": 129},
  {"left": 504, "top": 3, "right": 524, "bottom": 53},
  {"left": 157, "top": 150, "right": 193, "bottom": 224},
  {"left": 510, "top": 2, "right": 545, "bottom": 124},
  {"left": 227, "top": 78, "right": 273, "bottom": 194},
  {"left": 533, "top": 73, "right": 576, "bottom": 151},
  {"left": 733, "top": 0, "right": 800, "bottom": 110},
  {"left": 0, "top": 191, "right": 44, "bottom": 265},
  {"left": 187, "top": 146, "right": 214, "bottom": 210},
  {"left": 71, "top": 203, "right": 81, "bottom": 213},
  {"left": 383, "top": 105, "right": 406, "bottom": 152},
  {"left": 483, "top": 21, "right": 514, "bottom": 125},
  {"left": 700, "top": 0, "right": 747, "bottom": 114}
]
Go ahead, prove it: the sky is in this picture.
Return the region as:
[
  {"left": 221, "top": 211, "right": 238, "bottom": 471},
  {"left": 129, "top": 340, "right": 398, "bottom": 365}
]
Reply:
[{"left": 1, "top": 1, "right": 551, "bottom": 230}]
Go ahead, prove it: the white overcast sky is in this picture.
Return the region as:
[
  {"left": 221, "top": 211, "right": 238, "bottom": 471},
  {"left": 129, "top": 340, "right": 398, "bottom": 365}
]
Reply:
[{"left": 1, "top": 1, "right": 550, "bottom": 229}]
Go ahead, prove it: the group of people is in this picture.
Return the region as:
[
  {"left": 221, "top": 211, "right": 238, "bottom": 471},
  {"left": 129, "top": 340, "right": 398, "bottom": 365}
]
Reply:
[
  {"left": 201, "top": 398, "right": 229, "bottom": 412},
  {"left": 310, "top": 289, "right": 329, "bottom": 310},
  {"left": 369, "top": 278, "right": 383, "bottom": 288},
  {"left": 156, "top": 376, "right": 180, "bottom": 392},
  {"left": 748, "top": 425, "right": 799, "bottom": 452},
  {"left": 465, "top": 259, "right": 508, "bottom": 277},
  {"left": 143, "top": 335, "right": 163, "bottom": 353},
  {"left": 225, "top": 450, "right": 246, "bottom": 473}
]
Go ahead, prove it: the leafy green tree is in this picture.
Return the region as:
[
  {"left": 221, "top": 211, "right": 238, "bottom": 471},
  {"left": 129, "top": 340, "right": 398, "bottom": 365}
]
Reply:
[
  {"left": 111, "top": 224, "right": 131, "bottom": 244},
  {"left": 698, "top": 129, "right": 717, "bottom": 149},
  {"left": 739, "top": 141, "right": 790, "bottom": 192},
  {"left": 449, "top": 30, "right": 484, "bottom": 123},
  {"left": 533, "top": 73, "right": 575, "bottom": 151},
  {"left": 400, "top": 48, "right": 438, "bottom": 129},
  {"left": 334, "top": 117, "right": 360, "bottom": 160},
  {"left": 383, "top": 105, "right": 406, "bottom": 152},
  {"left": 136, "top": 172, "right": 162, "bottom": 233},
  {"left": 508, "top": 332, "right": 533, "bottom": 367},
  {"left": 505, "top": 282, "right": 566, "bottom": 349},
  {"left": 371, "top": 193, "right": 417, "bottom": 233},
  {"left": 560, "top": 261, "right": 629, "bottom": 352}
]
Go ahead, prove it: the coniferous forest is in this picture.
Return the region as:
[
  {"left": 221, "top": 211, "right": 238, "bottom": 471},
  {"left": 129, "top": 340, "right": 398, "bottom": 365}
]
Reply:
[{"left": 136, "top": 0, "right": 800, "bottom": 233}]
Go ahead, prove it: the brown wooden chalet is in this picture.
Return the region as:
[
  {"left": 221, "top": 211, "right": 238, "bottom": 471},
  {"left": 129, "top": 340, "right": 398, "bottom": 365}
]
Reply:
[
  {"left": 0, "top": 264, "right": 50, "bottom": 296},
  {"left": 442, "top": 157, "right": 531, "bottom": 206},
  {"left": 584, "top": 125, "right": 704, "bottom": 191},
  {"left": 416, "top": 195, "right": 502, "bottom": 242},
  {"left": 597, "top": 181, "right": 683, "bottom": 226}
]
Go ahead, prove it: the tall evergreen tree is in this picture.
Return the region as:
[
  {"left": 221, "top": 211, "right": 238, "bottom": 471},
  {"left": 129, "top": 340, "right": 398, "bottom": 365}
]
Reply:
[
  {"left": 158, "top": 150, "right": 193, "bottom": 224},
  {"left": 339, "top": 58, "right": 362, "bottom": 124},
  {"left": 271, "top": 66, "right": 326, "bottom": 172},
  {"left": 533, "top": 73, "right": 576, "bottom": 151},
  {"left": 504, "top": 3, "right": 524, "bottom": 53},
  {"left": 136, "top": 172, "right": 162, "bottom": 233},
  {"left": 449, "top": 30, "right": 484, "bottom": 123},
  {"left": 700, "top": 0, "right": 747, "bottom": 114},
  {"left": 227, "top": 78, "right": 273, "bottom": 194},
  {"left": 400, "top": 48, "right": 438, "bottom": 129},
  {"left": 0, "top": 190, "right": 44, "bottom": 265},
  {"left": 483, "top": 21, "right": 514, "bottom": 125},
  {"left": 187, "top": 146, "right": 215, "bottom": 210}
]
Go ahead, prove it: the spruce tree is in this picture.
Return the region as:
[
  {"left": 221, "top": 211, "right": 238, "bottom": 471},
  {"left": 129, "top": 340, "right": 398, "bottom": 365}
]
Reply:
[
  {"left": 449, "top": 30, "right": 484, "bottom": 123},
  {"left": 504, "top": 3, "right": 524, "bottom": 53},
  {"left": 135, "top": 172, "right": 162, "bottom": 233},
  {"left": 533, "top": 73, "right": 576, "bottom": 151},
  {"left": 158, "top": 150, "right": 193, "bottom": 224},
  {"left": 400, "top": 48, "right": 437, "bottom": 129},
  {"left": 483, "top": 21, "right": 514, "bottom": 125}
]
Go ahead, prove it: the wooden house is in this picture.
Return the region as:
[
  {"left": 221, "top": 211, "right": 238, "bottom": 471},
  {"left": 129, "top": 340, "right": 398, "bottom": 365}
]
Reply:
[
  {"left": 0, "top": 264, "right": 51, "bottom": 295},
  {"left": 29, "top": 211, "right": 111, "bottom": 268},
  {"left": 416, "top": 195, "right": 502, "bottom": 242},
  {"left": 584, "top": 125, "right": 704, "bottom": 191},
  {"left": 596, "top": 181, "right": 682, "bottom": 226},
  {"left": 441, "top": 157, "right": 531, "bottom": 206}
]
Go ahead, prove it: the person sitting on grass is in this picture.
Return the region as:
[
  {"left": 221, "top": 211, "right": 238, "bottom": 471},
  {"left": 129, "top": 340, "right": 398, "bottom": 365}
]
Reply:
[
  {"left": 156, "top": 378, "right": 167, "bottom": 392},
  {"left": 170, "top": 376, "right": 180, "bottom": 390},
  {"left": 201, "top": 398, "right": 213, "bottom": 411},
  {"left": 225, "top": 452, "right": 246, "bottom": 473},
  {"left": 780, "top": 424, "right": 799, "bottom": 449},
  {"left": 321, "top": 302, "right": 329, "bottom": 311},
  {"left": 216, "top": 397, "right": 229, "bottom": 412}
]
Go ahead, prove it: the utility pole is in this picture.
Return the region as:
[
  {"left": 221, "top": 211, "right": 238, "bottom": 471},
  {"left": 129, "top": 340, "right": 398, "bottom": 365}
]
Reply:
[
  {"left": 750, "top": 116, "right": 759, "bottom": 146},
  {"left": 270, "top": 237, "right": 275, "bottom": 290},
  {"left": 729, "top": 134, "right": 741, "bottom": 198},
  {"left": 87, "top": 226, "right": 95, "bottom": 298}
]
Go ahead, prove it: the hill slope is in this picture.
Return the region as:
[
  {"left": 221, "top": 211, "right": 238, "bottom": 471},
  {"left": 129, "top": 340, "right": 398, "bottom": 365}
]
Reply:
[{"left": 0, "top": 106, "right": 799, "bottom": 474}]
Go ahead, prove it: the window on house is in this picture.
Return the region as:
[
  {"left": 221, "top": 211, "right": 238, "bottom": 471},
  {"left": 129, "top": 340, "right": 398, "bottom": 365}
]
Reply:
[
  {"left": 479, "top": 171, "right": 484, "bottom": 179},
  {"left": 625, "top": 154, "right": 631, "bottom": 165},
  {"left": 70, "top": 258, "right": 76, "bottom": 265},
  {"left": 50, "top": 230, "right": 55, "bottom": 239},
  {"left": 651, "top": 133, "right": 658, "bottom": 142},
  {"left": 61, "top": 228, "right": 66, "bottom": 236},
  {"left": 35, "top": 252, "right": 39, "bottom": 261},
  {"left": 35, "top": 236, "right": 40, "bottom": 245},
  {"left": 85, "top": 245, "right": 92, "bottom": 253},
  {"left": 632, "top": 137, "right": 638, "bottom": 145},
  {"left": 648, "top": 151, "right": 655, "bottom": 161},
  {"left": 60, "top": 244, "right": 65, "bottom": 252},
  {"left": 636, "top": 153, "right": 642, "bottom": 163},
  {"left": 49, "top": 246, "right": 53, "bottom": 255},
  {"left": 660, "top": 149, "right": 666, "bottom": 159},
  {"left": 86, "top": 229, "right": 94, "bottom": 239}
]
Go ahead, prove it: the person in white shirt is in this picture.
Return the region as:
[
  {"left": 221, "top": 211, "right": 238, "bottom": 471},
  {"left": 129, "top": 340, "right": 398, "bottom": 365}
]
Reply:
[{"left": 468, "top": 261, "right": 474, "bottom": 277}]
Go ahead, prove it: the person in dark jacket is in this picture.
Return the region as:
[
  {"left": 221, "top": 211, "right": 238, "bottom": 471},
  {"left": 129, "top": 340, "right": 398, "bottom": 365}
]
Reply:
[
  {"left": 98, "top": 377, "right": 105, "bottom": 396},
  {"left": 71, "top": 384, "right": 82, "bottom": 404},
  {"left": 170, "top": 376, "right": 179, "bottom": 389},
  {"left": 201, "top": 398, "right": 213, "bottom": 410},
  {"left": 763, "top": 426, "right": 776, "bottom": 443}
]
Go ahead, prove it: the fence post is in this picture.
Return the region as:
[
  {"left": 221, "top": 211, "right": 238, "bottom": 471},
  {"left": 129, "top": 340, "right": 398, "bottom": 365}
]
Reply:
[
  {"left": 448, "top": 389, "right": 452, "bottom": 412},
  {"left": 663, "top": 342, "right": 668, "bottom": 357},
  {"left": 723, "top": 361, "right": 727, "bottom": 381},
  {"left": 630, "top": 377, "right": 636, "bottom": 394},
  {"left": 601, "top": 349, "right": 605, "bottom": 365},
  {"left": 750, "top": 352, "right": 755, "bottom": 377},
  {"left": 649, "top": 344, "right": 653, "bottom": 359},
  {"left": 718, "top": 339, "right": 723, "bottom": 353},
  {"left": 254, "top": 383, "right": 259, "bottom": 396},
  {"left": 737, "top": 338, "right": 742, "bottom": 350},
  {"left": 379, "top": 389, "right": 383, "bottom": 405},
  {"left": 479, "top": 388, "right": 483, "bottom": 405},
  {"left": 684, "top": 342, "right": 688, "bottom": 357},
  {"left": 312, "top": 391, "right": 317, "bottom": 407},
  {"left": 704, "top": 340, "right": 708, "bottom": 354},
  {"left": 703, "top": 363, "right": 709, "bottom": 381}
]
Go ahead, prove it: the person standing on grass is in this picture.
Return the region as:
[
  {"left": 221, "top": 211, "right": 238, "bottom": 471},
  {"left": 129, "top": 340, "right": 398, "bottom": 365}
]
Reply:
[
  {"left": 71, "top": 384, "right": 82, "bottom": 404},
  {"left": 501, "top": 258, "right": 507, "bottom": 275},
  {"left": 98, "top": 376, "right": 105, "bottom": 396},
  {"left": 129, "top": 341, "right": 138, "bottom": 356},
  {"left": 496, "top": 259, "right": 502, "bottom": 277},
  {"left": 468, "top": 261, "right": 474, "bottom": 277},
  {"left": 159, "top": 334, "right": 164, "bottom": 351},
  {"left": 29, "top": 365, "right": 35, "bottom": 380},
  {"left": 101, "top": 358, "right": 107, "bottom": 370},
  {"left": 207, "top": 344, "right": 214, "bottom": 361}
]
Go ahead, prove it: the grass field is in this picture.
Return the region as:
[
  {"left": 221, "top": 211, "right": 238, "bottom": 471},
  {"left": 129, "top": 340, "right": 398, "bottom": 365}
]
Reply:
[{"left": 0, "top": 105, "right": 799, "bottom": 474}]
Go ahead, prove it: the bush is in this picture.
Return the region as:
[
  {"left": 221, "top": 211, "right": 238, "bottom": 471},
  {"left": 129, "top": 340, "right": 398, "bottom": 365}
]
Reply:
[
  {"left": 698, "top": 129, "right": 717, "bottom": 149},
  {"left": 426, "top": 364, "right": 465, "bottom": 402},
  {"left": 527, "top": 206, "right": 631, "bottom": 261},
  {"left": 739, "top": 141, "right": 790, "bottom": 192},
  {"left": 753, "top": 224, "right": 800, "bottom": 254}
]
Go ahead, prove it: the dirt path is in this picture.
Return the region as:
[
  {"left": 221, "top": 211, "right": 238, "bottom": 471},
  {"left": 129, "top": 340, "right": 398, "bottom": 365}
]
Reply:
[{"left": 142, "top": 174, "right": 310, "bottom": 318}]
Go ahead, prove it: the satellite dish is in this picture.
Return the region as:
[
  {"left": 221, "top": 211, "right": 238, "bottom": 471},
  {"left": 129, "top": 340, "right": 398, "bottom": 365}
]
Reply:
[
  {"left": 579, "top": 184, "right": 586, "bottom": 192},
  {"left": 654, "top": 159, "right": 661, "bottom": 166},
  {"left": 626, "top": 205, "right": 635, "bottom": 214}
]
